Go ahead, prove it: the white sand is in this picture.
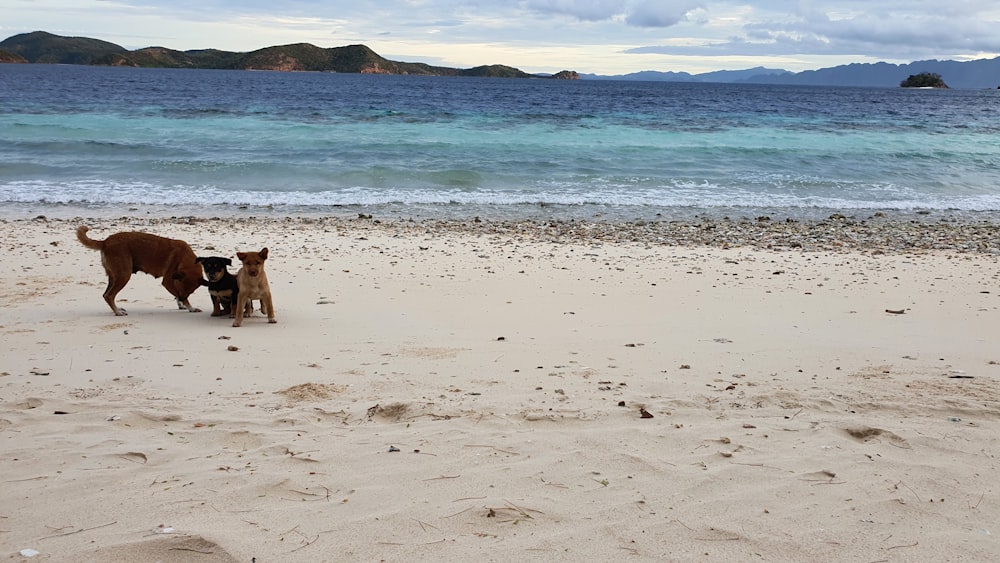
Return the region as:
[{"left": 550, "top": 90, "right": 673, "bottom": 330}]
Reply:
[{"left": 2, "top": 216, "right": 999, "bottom": 561}]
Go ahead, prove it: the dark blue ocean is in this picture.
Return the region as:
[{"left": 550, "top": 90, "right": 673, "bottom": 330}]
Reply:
[{"left": 2, "top": 63, "right": 999, "bottom": 221}]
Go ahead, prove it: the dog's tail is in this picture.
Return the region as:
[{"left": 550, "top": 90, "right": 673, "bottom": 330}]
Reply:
[{"left": 76, "top": 225, "right": 104, "bottom": 250}]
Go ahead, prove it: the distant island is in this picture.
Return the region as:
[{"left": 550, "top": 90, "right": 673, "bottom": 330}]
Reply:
[
  {"left": 0, "top": 31, "right": 579, "bottom": 79},
  {"left": 900, "top": 72, "right": 948, "bottom": 88},
  {"left": 3, "top": 30, "right": 1000, "bottom": 88}
]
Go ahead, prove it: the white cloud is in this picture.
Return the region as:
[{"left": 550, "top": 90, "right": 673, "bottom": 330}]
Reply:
[
  {"left": 626, "top": 1, "right": 1000, "bottom": 61},
  {"left": 625, "top": 1, "right": 701, "bottom": 27},
  {"left": 520, "top": 0, "right": 626, "bottom": 21}
]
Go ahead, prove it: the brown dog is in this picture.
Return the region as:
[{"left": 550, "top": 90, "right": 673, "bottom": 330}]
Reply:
[
  {"left": 232, "top": 247, "right": 276, "bottom": 327},
  {"left": 76, "top": 225, "right": 204, "bottom": 316}
]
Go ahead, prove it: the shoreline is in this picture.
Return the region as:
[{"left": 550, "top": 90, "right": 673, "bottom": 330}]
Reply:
[
  {"left": 2, "top": 215, "right": 999, "bottom": 561},
  {"left": 3, "top": 200, "right": 1000, "bottom": 231},
  {"left": 5, "top": 212, "right": 1000, "bottom": 254}
]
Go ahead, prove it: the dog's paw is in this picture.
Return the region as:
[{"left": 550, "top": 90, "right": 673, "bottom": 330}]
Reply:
[
  {"left": 268, "top": 318, "right": 277, "bottom": 324},
  {"left": 188, "top": 307, "right": 202, "bottom": 313},
  {"left": 232, "top": 320, "right": 242, "bottom": 327}
]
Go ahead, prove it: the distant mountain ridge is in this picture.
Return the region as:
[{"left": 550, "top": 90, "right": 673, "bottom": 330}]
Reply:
[
  {"left": 742, "top": 59, "right": 999, "bottom": 89},
  {"left": 0, "top": 31, "right": 579, "bottom": 79},
  {"left": 586, "top": 59, "right": 1000, "bottom": 89},
  {"left": 3, "top": 31, "right": 999, "bottom": 88},
  {"left": 582, "top": 66, "right": 791, "bottom": 83}
]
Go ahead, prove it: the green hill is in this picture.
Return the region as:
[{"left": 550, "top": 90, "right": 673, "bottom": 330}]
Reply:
[
  {"left": 1, "top": 31, "right": 127, "bottom": 64},
  {"left": 0, "top": 31, "right": 577, "bottom": 79}
]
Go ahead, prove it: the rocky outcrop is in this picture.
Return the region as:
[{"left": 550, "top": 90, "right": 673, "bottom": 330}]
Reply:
[
  {"left": 551, "top": 70, "right": 580, "bottom": 80},
  {"left": 0, "top": 49, "right": 27, "bottom": 63},
  {"left": 359, "top": 63, "right": 393, "bottom": 74},
  {"left": 244, "top": 52, "right": 306, "bottom": 72}
]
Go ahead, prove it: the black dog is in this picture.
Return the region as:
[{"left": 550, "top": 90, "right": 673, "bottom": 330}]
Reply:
[{"left": 196, "top": 256, "right": 239, "bottom": 317}]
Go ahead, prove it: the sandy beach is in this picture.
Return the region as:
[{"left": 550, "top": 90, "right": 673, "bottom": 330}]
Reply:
[{"left": 2, "top": 214, "right": 999, "bottom": 562}]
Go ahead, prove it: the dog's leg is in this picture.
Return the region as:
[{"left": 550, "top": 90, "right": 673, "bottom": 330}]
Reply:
[
  {"left": 164, "top": 277, "right": 202, "bottom": 313},
  {"left": 174, "top": 296, "right": 202, "bottom": 313},
  {"left": 227, "top": 287, "right": 238, "bottom": 318},
  {"left": 232, "top": 295, "right": 248, "bottom": 327},
  {"left": 263, "top": 294, "right": 276, "bottom": 324},
  {"left": 103, "top": 273, "right": 130, "bottom": 316},
  {"left": 99, "top": 254, "right": 131, "bottom": 316},
  {"left": 210, "top": 295, "right": 223, "bottom": 317}
]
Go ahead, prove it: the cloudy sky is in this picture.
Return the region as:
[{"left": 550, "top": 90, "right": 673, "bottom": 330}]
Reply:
[{"left": 5, "top": 0, "right": 999, "bottom": 74}]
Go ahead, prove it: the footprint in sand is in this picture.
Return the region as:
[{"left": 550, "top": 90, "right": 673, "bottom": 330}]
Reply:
[
  {"left": 16, "top": 397, "right": 44, "bottom": 410},
  {"left": 275, "top": 382, "right": 345, "bottom": 403},
  {"left": 842, "top": 425, "right": 910, "bottom": 448},
  {"left": 71, "top": 536, "right": 239, "bottom": 563},
  {"left": 371, "top": 402, "right": 412, "bottom": 422}
]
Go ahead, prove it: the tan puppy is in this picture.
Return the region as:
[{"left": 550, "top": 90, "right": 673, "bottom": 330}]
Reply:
[
  {"left": 76, "top": 225, "right": 204, "bottom": 316},
  {"left": 232, "top": 247, "right": 276, "bottom": 327}
]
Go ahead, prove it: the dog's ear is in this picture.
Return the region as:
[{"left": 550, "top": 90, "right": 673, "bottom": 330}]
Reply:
[
  {"left": 223, "top": 258, "right": 232, "bottom": 266},
  {"left": 196, "top": 257, "right": 205, "bottom": 264},
  {"left": 259, "top": 247, "right": 269, "bottom": 260},
  {"left": 236, "top": 252, "right": 247, "bottom": 261}
]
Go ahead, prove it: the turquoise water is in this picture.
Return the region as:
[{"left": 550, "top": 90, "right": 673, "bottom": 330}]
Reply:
[{"left": 2, "top": 64, "right": 999, "bottom": 220}]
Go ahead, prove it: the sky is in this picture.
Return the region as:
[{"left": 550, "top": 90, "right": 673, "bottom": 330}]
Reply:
[{"left": 5, "top": 1, "right": 1000, "bottom": 75}]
